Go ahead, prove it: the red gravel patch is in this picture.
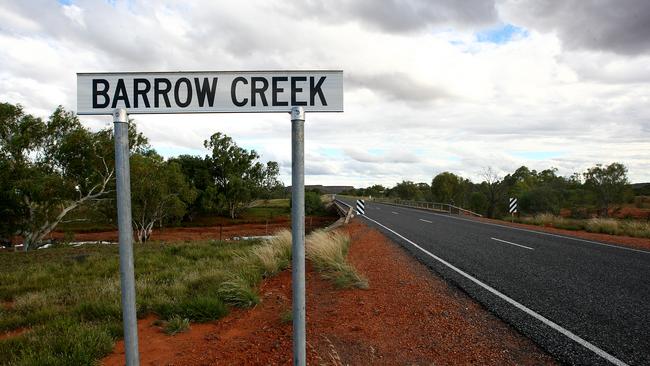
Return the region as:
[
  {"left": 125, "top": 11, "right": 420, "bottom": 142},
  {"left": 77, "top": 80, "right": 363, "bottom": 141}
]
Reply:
[
  {"left": 43, "top": 216, "right": 334, "bottom": 243},
  {"left": 102, "top": 219, "right": 556, "bottom": 365}
]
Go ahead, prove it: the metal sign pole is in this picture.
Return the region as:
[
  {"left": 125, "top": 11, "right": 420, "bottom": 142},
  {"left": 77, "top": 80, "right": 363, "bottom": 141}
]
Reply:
[
  {"left": 113, "top": 108, "right": 140, "bottom": 366},
  {"left": 290, "top": 106, "right": 306, "bottom": 366}
]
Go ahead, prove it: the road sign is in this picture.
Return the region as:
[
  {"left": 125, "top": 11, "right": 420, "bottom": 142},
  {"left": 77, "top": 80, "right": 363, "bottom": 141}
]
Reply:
[
  {"left": 77, "top": 70, "right": 343, "bottom": 115},
  {"left": 356, "top": 199, "right": 365, "bottom": 215},
  {"left": 509, "top": 198, "right": 518, "bottom": 213},
  {"left": 77, "top": 70, "right": 343, "bottom": 366}
]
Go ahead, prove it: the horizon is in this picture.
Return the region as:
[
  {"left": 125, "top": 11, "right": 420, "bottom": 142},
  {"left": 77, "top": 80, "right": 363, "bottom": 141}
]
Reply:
[{"left": 1, "top": 1, "right": 649, "bottom": 186}]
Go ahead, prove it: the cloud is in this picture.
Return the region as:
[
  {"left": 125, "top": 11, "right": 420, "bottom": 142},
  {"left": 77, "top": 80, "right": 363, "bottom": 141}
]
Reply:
[
  {"left": 499, "top": 0, "right": 650, "bottom": 55},
  {"left": 0, "top": 0, "right": 648, "bottom": 188},
  {"left": 348, "top": 72, "right": 449, "bottom": 103},
  {"left": 289, "top": 0, "right": 498, "bottom": 33}
]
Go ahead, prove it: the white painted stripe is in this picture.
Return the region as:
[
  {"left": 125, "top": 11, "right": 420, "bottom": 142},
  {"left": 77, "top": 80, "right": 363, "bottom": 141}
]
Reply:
[
  {"left": 419, "top": 218, "right": 433, "bottom": 223},
  {"left": 391, "top": 211, "right": 399, "bottom": 215},
  {"left": 491, "top": 237, "right": 534, "bottom": 250},
  {"left": 370, "top": 202, "right": 650, "bottom": 255},
  {"left": 362, "top": 215, "right": 628, "bottom": 366}
]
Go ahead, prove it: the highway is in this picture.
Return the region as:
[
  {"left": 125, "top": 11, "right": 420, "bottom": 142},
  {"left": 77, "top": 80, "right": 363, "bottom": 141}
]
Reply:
[{"left": 336, "top": 198, "right": 650, "bottom": 366}]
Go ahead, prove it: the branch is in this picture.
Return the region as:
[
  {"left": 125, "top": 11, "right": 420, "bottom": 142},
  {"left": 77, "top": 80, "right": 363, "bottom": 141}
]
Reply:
[{"left": 60, "top": 218, "right": 89, "bottom": 224}]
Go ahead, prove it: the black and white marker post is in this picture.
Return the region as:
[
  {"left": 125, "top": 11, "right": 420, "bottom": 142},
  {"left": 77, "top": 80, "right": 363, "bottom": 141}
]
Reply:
[
  {"left": 509, "top": 197, "right": 518, "bottom": 222},
  {"left": 356, "top": 199, "right": 365, "bottom": 215}
]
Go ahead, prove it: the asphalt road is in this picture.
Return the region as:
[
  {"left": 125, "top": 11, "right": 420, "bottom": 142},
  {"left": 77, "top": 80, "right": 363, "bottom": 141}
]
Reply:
[{"left": 336, "top": 198, "right": 650, "bottom": 366}]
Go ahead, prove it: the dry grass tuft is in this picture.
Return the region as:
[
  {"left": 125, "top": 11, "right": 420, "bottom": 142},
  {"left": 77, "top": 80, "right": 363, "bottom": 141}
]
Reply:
[
  {"left": 254, "top": 229, "right": 292, "bottom": 277},
  {"left": 306, "top": 230, "right": 368, "bottom": 289},
  {"left": 585, "top": 218, "right": 621, "bottom": 235}
]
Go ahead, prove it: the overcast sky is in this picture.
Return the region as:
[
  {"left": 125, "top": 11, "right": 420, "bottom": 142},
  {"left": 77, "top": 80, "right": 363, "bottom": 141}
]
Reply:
[{"left": 1, "top": 0, "right": 649, "bottom": 186}]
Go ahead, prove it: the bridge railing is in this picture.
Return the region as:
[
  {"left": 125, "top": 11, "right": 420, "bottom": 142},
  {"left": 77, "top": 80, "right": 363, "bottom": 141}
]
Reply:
[{"left": 370, "top": 198, "right": 482, "bottom": 218}]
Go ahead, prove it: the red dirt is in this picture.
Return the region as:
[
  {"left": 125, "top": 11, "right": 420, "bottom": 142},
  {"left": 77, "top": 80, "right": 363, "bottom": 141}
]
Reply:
[
  {"left": 43, "top": 216, "right": 334, "bottom": 243},
  {"left": 103, "top": 220, "right": 556, "bottom": 365},
  {"left": 480, "top": 217, "right": 650, "bottom": 251},
  {"left": 0, "top": 327, "right": 28, "bottom": 341}
]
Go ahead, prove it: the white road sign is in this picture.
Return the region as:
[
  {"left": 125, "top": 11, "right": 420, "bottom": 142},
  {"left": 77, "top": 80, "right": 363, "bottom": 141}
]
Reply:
[{"left": 77, "top": 70, "right": 343, "bottom": 115}]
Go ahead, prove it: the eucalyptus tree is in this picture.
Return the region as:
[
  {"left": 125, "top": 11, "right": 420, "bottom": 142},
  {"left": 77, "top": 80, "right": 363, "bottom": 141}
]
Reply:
[{"left": 1, "top": 104, "right": 112, "bottom": 250}]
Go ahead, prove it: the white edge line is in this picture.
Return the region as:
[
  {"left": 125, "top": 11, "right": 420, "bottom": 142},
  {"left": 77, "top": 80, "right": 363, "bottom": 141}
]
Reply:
[
  {"left": 371, "top": 201, "right": 650, "bottom": 255},
  {"left": 419, "top": 218, "right": 433, "bottom": 223},
  {"left": 391, "top": 211, "right": 399, "bottom": 215},
  {"left": 363, "top": 215, "right": 628, "bottom": 366},
  {"left": 491, "top": 237, "right": 534, "bottom": 250}
]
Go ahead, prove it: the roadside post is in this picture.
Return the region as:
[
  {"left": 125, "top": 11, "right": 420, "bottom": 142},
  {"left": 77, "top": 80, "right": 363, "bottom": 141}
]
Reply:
[
  {"left": 77, "top": 71, "right": 343, "bottom": 366},
  {"left": 290, "top": 106, "right": 306, "bottom": 364},
  {"left": 113, "top": 108, "right": 139, "bottom": 366},
  {"left": 509, "top": 197, "right": 518, "bottom": 222}
]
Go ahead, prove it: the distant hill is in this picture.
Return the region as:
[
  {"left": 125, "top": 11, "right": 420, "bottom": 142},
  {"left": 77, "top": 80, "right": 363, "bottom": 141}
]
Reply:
[{"left": 286, "top": 185, "right": 354, "bottom": 194}]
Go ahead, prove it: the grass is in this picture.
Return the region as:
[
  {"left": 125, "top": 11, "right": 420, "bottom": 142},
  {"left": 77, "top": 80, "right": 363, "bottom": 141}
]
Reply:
[
  {"left": 0, "top": 225, "right": 367, "bottom": 365},
  {"left": 163, "top": 315, "right": 190, "bottom": 335},
  {"left": 306, "top": 230, "right": 369, "bottom": 289},
  {"left": 0, "top": 235, "right": 293, "bottom": 365},
  {"left": 515, "top": 214, "right": 650, "bottom": 238},
  {"left": 280, "top": 309, "right": 293, "bottom": 324}
]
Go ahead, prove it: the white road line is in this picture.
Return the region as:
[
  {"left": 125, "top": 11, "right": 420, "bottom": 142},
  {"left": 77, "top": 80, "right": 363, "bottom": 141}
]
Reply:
[
  {"left": 491, "top": 237, "right": 534, "bottom": 250},
  {"left": 362, "top": 215, "right": 628, "bottom": 366},
  {"left": 372, "top": 202, "right": 650, "bottom": 255},
  {"left": 419, "top": 218, "right": 433, "bottom": 223},
  {"left": 391, "top": 211, "right": 399, "bottom": 215}
]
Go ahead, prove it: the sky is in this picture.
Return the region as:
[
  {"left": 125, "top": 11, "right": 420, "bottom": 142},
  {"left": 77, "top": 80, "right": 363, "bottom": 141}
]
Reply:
[{"left": 1, "top": 0, "right": 649, "bottom": 186}]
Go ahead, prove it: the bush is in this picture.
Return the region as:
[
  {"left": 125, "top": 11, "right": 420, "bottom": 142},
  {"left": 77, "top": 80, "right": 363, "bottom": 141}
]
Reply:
[
  {"left": 155, "top": 296, "right": 228, "bottom": 322},
  {"left": 585, "top": 218, "right": 620, "bottom": 235},
  {"left": 217, "top": 277, "right": 260, "bottom": 308},
  {"left": 519, "top": 187, "right": 560, "bottom": 215},
  {"left": 622, "top": 221, "right": 650, "bottom": 238},
  {"left": 253, "top": 230, "right": 292, "bottom": 277},
  {"left": 4, "top": 318, "right": 115, "bottom": 366},
  {"left": 306, "top": 230, "right": 368, "bottom": 289},
  {"left": 305, "top": 191, "right": 325, "bottom": 215},
  {"left": 163, "top": 315, "right": 190, "bottom": 335}
]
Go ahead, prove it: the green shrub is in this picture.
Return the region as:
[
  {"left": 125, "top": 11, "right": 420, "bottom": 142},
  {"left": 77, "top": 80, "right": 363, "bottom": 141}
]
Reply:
[
  {"left": 7, "top": 318, "right": 115, "bottom": 366},
  {"left": 217, "top": 278, "right": 260, "bottom": 308},
  {"left": 305, "top": 191, "right": 325, "bottom": 215},
  {"left": 155, "top": 296, "right": 228, "bottom": 322},
  {"left": 163, "top": 315, "right": 190, "bottom": 335}
]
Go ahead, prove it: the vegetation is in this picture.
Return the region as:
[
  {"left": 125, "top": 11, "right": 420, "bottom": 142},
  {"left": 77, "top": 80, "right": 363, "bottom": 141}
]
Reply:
[
  {"left": 0, "top": 103, "right": 143, "bottom": 250},
  {"left": 0, "top": 237, "right": 288, "bottom": 365},
  {"left": 344, "top": 163, "right": 642, "bottom": 221},
  {"left": 306, "top": 230, "right": 369, "bottom": 289},
  {"left": 0, "top": 226, "right": 368, "bottom": 364},
  {"left": 163, "top": 315, "right": 190, "bottom": 335},
  {"left": 516, "top": 215, "right": 650, "bottom": 238},
  {"left": 0, "top": 102, "right": 285, "bottom": 249},
  {"left": 130, "top": 152, "right": 197, "bottom": 242}
]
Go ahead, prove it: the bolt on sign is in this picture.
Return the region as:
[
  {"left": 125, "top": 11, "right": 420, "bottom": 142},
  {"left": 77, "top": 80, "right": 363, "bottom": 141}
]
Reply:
[{"left": 77, "top": 70, "right": 343, "bottom": 114}]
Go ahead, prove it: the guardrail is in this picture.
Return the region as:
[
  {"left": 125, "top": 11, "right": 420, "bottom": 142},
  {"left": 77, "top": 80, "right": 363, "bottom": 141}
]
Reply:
[{"left": 371, "top": 198, "right": 482, "bottom": 217}]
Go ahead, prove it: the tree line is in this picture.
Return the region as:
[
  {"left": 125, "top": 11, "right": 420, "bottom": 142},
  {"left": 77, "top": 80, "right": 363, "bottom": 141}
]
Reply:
[
  {"left": 342, "top": 164, "right": 636, "bottom": 219},
  {"left": 0, "top": 102, "right": 284, "bottom": 250}
]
